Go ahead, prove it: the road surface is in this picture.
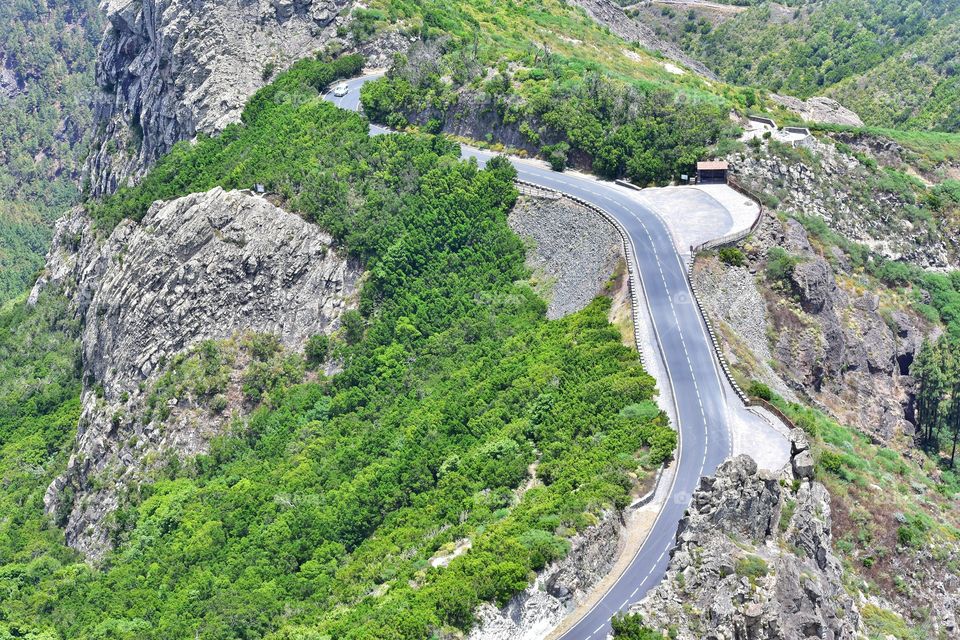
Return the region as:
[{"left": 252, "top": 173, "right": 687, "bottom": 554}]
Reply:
[{"left": 324, "top": 74, "right": 747, "bottom": 640}]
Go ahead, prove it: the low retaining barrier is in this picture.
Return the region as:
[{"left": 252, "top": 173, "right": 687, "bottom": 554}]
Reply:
[
  {"left": 516, "top": 181, "right": 561, "bottom": 200},
  {"left": 691, "top": 177, "right": 765, "bottom": 253},
  {"left": 747, "top": 396, "right": 798, "bottom": 431},
  {"left": 685, "top": 257, "right": 750, "bottom": 405},
  {"left": 515, "top": 179, "right": 652, "bottom": 370}
]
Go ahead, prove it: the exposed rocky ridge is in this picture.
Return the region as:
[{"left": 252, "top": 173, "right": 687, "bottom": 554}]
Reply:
[
  {"left": 508, "top": 196, "right": 622, "bottom": 320},
  {"left": 770, "top": 93, "right": 864, "bottom": 127},
  {"left": 36, "top": 188, "right": 360, "bottom": 560},
  {"left": 631, "top": 448, "right": 861, "bottom": 639},
  {"left": 694, "top": 215, "right": 930, "bottom": 444},
  {"left": 86, "top": 0, "right": 353, "bottom": 196},
  {"left": 0, "top": 56, "right": 21, "bottom": 100},
  {"left": 468, "top": 510, "right": 626, "bottom": 640},
  {"left": 567, "top": 0, "right": 718, "bottom": 80},
  {"left": 729, "top": 137, "right": 959, "bottom": 269}
]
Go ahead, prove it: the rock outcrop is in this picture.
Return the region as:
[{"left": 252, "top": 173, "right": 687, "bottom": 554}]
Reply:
[
  {"left": 468, "top": 511, "right": 626, "bottom": 640},
  {"left": 86, "top": 0, "right": 352, "bottom": 196},
  {"left": 694, "top": 216, "right": 930, "bottom": 443},
  {"left": 729, "top": 137, "right": 959, "bottom": 269},
  {"left": 508, "top": 196, "right": 622, "bottom": 320},
  {"left": 631, "top": 453, "right": 861, "bottom": 639},
  {"left": 38, "top": 188, "right": 360, "bottom": 560},
  {"left": 770, "top": 93, "right": 864, "bottom": 127},
  {"left": 568, "top": 0, "right": 718, "bottom": 80}
]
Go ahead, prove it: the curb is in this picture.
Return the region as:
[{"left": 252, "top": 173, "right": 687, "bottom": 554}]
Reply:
[
  {"left": 629, "top": 464, "right": 666, "bottom": 509},
  {"left": 516, "top": 179, "right": 649, "bottom": 369},
  {"left": 685, "top": 256, "right": 750, "bottom": 405},
  {"left": 515, "top": 178, "right": 676, "bottom": 505}
]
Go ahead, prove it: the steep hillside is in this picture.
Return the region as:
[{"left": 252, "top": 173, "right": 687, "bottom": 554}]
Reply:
[
  {"left": 689, "top": 133, "right": 960, "bottom": 637},
  {"left": 0, "top": 56, "right": 676, "bottom": 639},
  {"left": 0, "top": 0, "right": 102, "bottom": 301},
  {"left": 628, "top": 0, "right": 960, "bottom": 131},
  {"left": 828, "top": 19, "right": 960, "bottom": 132},
  {"left": 86, "top": 0, "right": 356, "bottom": 196}
]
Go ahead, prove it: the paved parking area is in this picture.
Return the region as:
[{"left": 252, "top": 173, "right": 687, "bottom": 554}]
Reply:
[{"left": 627, "top": 185, "right": 759, "bottom": 256}]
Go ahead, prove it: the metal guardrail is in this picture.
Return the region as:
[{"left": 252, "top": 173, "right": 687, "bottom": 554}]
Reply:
[
  {"left": 685, "top": 256, "right": 750, "bottom": 405},
  {"left": 514, "top": 178, "right": 676, "bottom": 498},
  {"left": 516, "top": 181, "right": 561, "bottom": 200}
]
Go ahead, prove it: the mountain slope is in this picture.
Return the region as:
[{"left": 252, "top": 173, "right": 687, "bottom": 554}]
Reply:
[
  {"left": 0, "top": 0, "right": 102, "bottom": 301},
  {"left": 628, "top": 0, "right": 960, "bottom": 130},
  {"left": 0, "top": 57, "right": 676, "bottom": 639}
]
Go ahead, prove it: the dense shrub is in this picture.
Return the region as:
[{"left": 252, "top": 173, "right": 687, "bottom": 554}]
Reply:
[
  {"left": 718, "top": 247, "right": 745, "bottom": 266},
  {"left": 0, "top": 56, "right": 675, "bottom": 639},
  {"left": 362, "top": 57, "right": 730, "bottom": 185},
  {"left": 747, "top": 380, "right": 773, "bottom": 401}
]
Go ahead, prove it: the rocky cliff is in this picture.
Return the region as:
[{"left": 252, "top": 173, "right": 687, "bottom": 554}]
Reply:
[
  {"left": 694, "top": 215, "right": 930, "bottom": 444},
  {"left": 508, "top": 196, "right": 623, "bottom": 320},
  {"left": 729, "top": 137, "right": 960, "bottom": 269},
  {"left": 469, "top": 511, "right": 626, "bottom": 640},
  {"left": 632, "top": 443, "right": 861, "bottom": 639},
  {"left": 35, "top": 188, "right": 360, "bottom": 560},
  {"left": 86, "top": 0, "right": 353, "bottom": 196},
  {"left": 567, "top": 0, "right": 717, "bottom": 80}
]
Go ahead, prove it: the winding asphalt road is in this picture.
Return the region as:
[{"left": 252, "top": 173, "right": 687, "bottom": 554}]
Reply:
[{"left": 325, "top": 74, "right": 737, "bottom": 640}]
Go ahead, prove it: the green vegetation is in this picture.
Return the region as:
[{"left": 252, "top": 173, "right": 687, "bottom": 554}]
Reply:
[
  {"left": 359, "top": 0, "right": 737, "bottom": 94},
  {"left": 735, "top": 554, "right": 769, "bottom": 583},
  {"left": 746, "top": 380, "right": 773, "bottom": 402},
  {"left": 0, "top": 290, "right": 84, "bottom": 606},
  {"left": 0, "top": 203, "right": 51, "bottom": 302},
  {"left": 764, "top": 246, "right": 803, "bottom": 292},
  {"left": 611, "top": 613, "right": 661, "bottom": 639},
  {"left": 913, "top": 336, "right": 960, "bottom": 468},
  {"left": 644, "top": 0, "right": 960, "bottom": 131},
  {"left": 861, "top": 603, "right": 927, "bottom": 640},
  {"left": 90, "top": 54, "right": 365, "bottom": 231},
  {"left": 0, "top": 0, "right": 103, "bottom": 302},
  {"left": 755, "top": 388, "right": 960, "bottom": 621},
  {"left": 361, "top": 52, "right": 732, "bottom": 184},
  {"left": 0, "top": 56, "right": 675, "bottom": 639},
  {"left": 718, "top": 247, "right": 745, "bottom": 267}
]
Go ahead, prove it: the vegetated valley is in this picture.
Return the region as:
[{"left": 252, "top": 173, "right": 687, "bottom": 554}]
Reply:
[{"left": 1, "top": 0, "right": 960, "bottom": 639}]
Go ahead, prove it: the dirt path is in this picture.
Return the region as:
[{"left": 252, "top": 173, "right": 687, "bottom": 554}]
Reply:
[{"left": 626, "top": 0, "right": 748, "bottom": 14}]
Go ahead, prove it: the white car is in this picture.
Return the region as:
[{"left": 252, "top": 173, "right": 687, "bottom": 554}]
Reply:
[{"left": 333, "top": 83, "right": 349, "bottom": 97}]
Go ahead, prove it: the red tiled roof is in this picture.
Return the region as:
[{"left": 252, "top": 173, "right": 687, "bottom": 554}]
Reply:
[{"left": 697, "top": 161, "right": 728, "bottom": 170}]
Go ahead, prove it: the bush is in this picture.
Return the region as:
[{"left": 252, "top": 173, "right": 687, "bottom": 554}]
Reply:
[
  {"left": 718, "top": 247, "right": 745, "bottom": 267},
  {"left": 818, "top": 450, "right": 844, "bottom": 475},
  {"left": 896, "top": 515, "right": 929, "bottom": 548},
  {"left": 305, "top": 334, "right": 330, "bottom": 366},
  {"left": 340, "top": 310, "right": 365, "bottom": 345},
  {"left": 612, "top": 613, "right": 660, "bottom": 639},
  {"left": 765, "top": 247, "right": 801, "bottom": 286},
  {"left": 735, "top": 554, "right": 769, "bottom": 581},
  {"left": 747, "top": 380, "right": 773, "bottom": 401},
  {"left": 544, "top": 142, "right": 569, "bottom": 172}
]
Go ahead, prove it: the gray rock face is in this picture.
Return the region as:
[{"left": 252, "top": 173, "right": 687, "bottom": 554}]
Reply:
[
  {"left": 729, "top": 137, "right": 958, "bottom": 269},
  {"left": 468, "top": 511, "right": 625, "bottom": 640},
  {"left": 632, "top": 455, "right": 860, "bottom": 640},
  {"left": 508, "top": 196, "right": 622, "bottom": 320},
  {"left": 770, "top": 93, "right": 864, "bottom": 127},
  {"left": 695, "top": 214, "right": 931, "bottom": 444},
  {"left": 40, "top": 188, "right": 360, "bottom": 560},
  {"left": 0, "top": 56, "right": 22, "bottom": 99},
  {"left": 86, "top": 0, "right": 352, "bottom": 196},
  {"left": 567, "top": 0, "right": 718, "bottom": 80}
]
